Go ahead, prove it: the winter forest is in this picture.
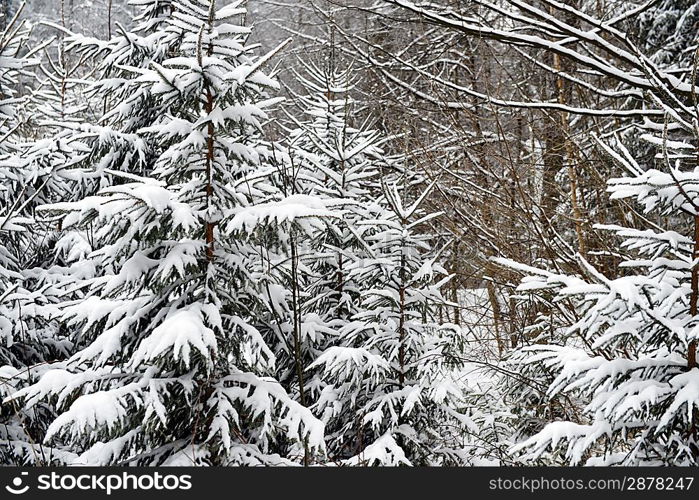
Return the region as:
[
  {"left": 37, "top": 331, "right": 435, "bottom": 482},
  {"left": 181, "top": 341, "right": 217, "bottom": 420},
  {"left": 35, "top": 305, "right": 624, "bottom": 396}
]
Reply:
[{"left": 0, "top": 0, "right": 698, "bottom": 467}]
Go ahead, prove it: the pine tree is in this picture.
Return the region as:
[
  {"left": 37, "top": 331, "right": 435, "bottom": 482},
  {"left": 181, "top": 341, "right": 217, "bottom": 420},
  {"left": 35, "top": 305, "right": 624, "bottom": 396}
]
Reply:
[
  {"left": 311, "top": 176, "right": 469, "bottom": 465},
  {"left": 285, "top": 61, "right": 385, "bottom": 324},
  {"left": 225, "top": 151, "right": 343, "bottom": 463},
  {"left": 268, "top": 60, "right": 476, "bottom": 465},
  {"left": 0, "top": 0, "right": 176, "bottom": 465},
  {"left": 227, "top": 60, "right": 390, "bottom": 461},
  {"left": 0, "top": 3, "right": 82, "bottom": 464},
  {"left": 638, "top": 0, "right": 699, "bottom": 68},
  {"left": 250, "top": 60, "right": 390, "bottom": 413},
  {"left": 9, "top": 0, "right": 325, "bottom": 466},
  {"left": 56, "top": 0, "right": 177, "bottom": 183},
  {"left": 498, "top": 128, "right": 699, "bottom": 464}
]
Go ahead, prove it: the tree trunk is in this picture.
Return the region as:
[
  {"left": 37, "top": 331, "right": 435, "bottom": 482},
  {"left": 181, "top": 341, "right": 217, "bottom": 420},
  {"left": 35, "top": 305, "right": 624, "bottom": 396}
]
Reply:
[
  {"left": 553, "top": 52, "right": 586, "bottom": 257},
  {"left": 689, "top": 214, "right": 699, "bottom": 369},
  {"left": 398, "top": 230, "right": 407, "bottom": 389},
  {"left": 289, "top": 230, "right": 309, "bottom": 465},
  {"left": 107, "top": 0, "right": 112, "bottom": 38},
  {"left": 204, "top": 85, "right": 215, "bottom": 262}
]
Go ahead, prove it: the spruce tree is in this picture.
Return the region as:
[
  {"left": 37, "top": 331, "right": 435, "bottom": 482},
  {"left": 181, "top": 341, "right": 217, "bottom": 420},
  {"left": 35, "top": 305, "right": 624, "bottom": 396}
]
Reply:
[
  {"left": 499, "top": 131, "right": 699, "bottom": 465},
  {"left": 312, "top": 176, "right": 468, "bottom": 465},
  {"left": 10, "top": 0, "right": 325, "bottom": 466},
  {"left": 0, "top": 4, "right": 79, "bottom": 464},
  {"left": 250, "top": 61, "right": 389, "bottom": 413}
]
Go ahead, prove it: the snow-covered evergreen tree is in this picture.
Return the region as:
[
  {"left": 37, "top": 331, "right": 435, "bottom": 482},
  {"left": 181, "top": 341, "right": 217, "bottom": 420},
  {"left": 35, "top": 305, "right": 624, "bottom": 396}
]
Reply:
[
  {"left": 0, "top": 0, "right": 176, "bottom": 465},
  {"left": 9, "top": 0, "right": 325, "bottom": 466},
  {"left": 311, "top": 177, "right": 469, "bottom": 465},
  {"left": 0, "top": 4, "right": 81, "bottom": 465},
  {"left": 284, "top": 61, "right": 385, "bottom": 324},
  {"left": 639, "top": 0, "right": 699, "bottom": 69},
  {"left": 239, "top": 61, "right": 390, "bottom": 414},
  {"left": 225, "top": 155, "right": 342, "bottom": 463},
  {"left": 226, "top": 61, "right": 392, "bottom": 462},
  {"left": 498, "top": 127, "right": 699, "bottom": 464},
  {"left": 54, "top": 0, "right": 177, "bottom": 184}
]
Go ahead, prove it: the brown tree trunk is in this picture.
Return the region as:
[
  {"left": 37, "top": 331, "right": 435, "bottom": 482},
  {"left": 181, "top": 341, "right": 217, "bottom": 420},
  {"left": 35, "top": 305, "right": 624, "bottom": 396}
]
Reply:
[
  {"left": 689, "top": 214, "right": 699, "bottom": 369},
  {"left": 398, "top": 246, "right": 406, "bottom": 389},
  {"left": 289, "top": 230, "right": 309, "bottom": 465},
  {"left": 553, "top": 52, "right": 586, "bottom": 257},
  {"left": 204, "top": 86, "right": 215, "bottom": 262},
  {"left": 486, "top": 279, "right": 505, "bottom": 356}
]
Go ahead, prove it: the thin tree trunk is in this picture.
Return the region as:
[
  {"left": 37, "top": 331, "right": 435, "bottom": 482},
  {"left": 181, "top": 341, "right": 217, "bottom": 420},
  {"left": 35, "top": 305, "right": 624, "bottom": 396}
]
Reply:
[
  {"left": 486, "top": 279, "right": 505, "bottom": 355},
  {"left": 204, "top": 85, "right": 215, "bottom": 262},
  {"left": 688, "top": 214, "right": 699, "bottom": 454},
  {"left": 289, "top": 230, "right": 309, "bottom": 465},
  {"left": 690, "top": 214, "right": 699, "bottom": 369},
  {"left": 398, "top": 233, "right": 406, "bottom": 389},
  {"left": 451, "top": 242, "right": 460, "bottom": 325},
  {"left": 553, "top": 52, "right": 586, "bottom": 257},
  {"left": 107, "top": 0, "right": 113, "bottom": 38},
  {"left": 203, "top": 5, "right": 215, "bottom": 262}
]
